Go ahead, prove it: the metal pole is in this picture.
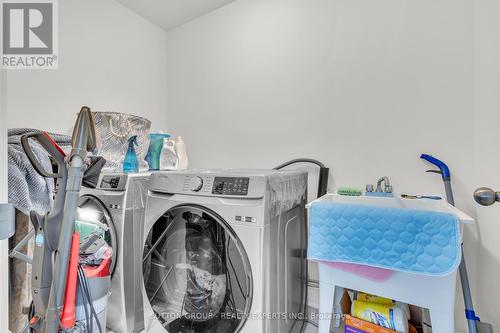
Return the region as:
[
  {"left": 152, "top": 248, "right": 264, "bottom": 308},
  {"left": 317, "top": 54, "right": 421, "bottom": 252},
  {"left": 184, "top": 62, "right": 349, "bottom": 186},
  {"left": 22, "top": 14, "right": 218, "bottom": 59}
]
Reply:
[{"left": 443, "top": 179, "right": 478, "bottom": 333}]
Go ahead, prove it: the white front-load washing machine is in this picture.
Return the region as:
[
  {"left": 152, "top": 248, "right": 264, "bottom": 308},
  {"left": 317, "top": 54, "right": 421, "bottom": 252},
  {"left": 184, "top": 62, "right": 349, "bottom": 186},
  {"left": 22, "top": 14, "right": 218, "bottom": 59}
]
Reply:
[
  {"left": 78, "top": 172, "right": 151, "bottom": 333},
  {"left": 142, "top": 170, "right": 308, "bottom": 333}
]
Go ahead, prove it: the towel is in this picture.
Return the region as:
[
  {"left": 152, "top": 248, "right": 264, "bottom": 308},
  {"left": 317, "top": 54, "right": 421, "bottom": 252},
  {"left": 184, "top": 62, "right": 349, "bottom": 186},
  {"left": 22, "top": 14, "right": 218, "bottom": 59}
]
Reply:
[
  {"left": 308, "top": 202, "right": 461, "bottom": 276},
  {"left": 8, "top": 128, "right": 71, "bottom": 215}
]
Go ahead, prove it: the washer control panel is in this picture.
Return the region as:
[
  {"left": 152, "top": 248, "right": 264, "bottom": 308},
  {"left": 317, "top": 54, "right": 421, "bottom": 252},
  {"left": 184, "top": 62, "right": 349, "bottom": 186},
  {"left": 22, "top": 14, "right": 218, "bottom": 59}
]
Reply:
[
  {"left": 189, "top": 176, "right": 204, "bottom": 192},
  {"left": 152, "top": 172, "right": 267, "bottom": 199},
  {"left": 100, "top": 175, "right": 127, "bottom": 190},
  {"left": 212, "top": 177, "right": 249, "bottom": 196}
]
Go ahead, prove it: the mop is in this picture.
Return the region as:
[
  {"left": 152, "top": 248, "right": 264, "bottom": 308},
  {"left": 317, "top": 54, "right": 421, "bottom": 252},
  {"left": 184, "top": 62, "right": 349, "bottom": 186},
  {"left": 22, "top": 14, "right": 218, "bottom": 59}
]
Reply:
[{"left": 421, "top": 154, "right": 493, "bottom": 333}]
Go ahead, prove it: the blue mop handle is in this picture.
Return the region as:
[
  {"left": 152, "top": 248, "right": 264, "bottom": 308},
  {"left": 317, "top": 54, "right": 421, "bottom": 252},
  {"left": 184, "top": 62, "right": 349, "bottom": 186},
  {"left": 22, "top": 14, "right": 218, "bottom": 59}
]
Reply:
[
  {"left": 420, "top": 154, "right": 454, "bottom": 205},
  {"left": 420, "top": 154, "right": 451, "bottom": 181}
]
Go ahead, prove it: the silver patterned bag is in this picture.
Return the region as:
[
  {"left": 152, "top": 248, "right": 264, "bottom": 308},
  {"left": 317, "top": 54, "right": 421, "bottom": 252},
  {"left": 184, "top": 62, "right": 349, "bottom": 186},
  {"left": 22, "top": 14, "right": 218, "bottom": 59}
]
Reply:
[{"left": 92, "top": 112, "right": 151, "bottom": 172}]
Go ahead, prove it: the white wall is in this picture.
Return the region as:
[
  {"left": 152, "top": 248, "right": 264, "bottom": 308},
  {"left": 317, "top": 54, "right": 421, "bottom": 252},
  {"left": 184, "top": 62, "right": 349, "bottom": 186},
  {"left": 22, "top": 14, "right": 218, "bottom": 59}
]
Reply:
[
  {"left": 1, "top": 69, "right": 9, "bottom": 332},
  {"left": 7, "top": 0, "right": 169, "bottom": 133},
  {"left": 165, "top": 0, "right": 496, "bottom": 331}
]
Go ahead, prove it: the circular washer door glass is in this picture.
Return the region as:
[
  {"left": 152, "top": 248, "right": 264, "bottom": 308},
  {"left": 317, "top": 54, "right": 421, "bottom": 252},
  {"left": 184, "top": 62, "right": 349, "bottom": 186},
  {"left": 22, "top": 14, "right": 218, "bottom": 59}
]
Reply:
[
  {"left": 143, "top": 205, "right": 253, "bottom": 333},
  {"left": 76, "top": 195, "right": 117, "bottom": 275}
]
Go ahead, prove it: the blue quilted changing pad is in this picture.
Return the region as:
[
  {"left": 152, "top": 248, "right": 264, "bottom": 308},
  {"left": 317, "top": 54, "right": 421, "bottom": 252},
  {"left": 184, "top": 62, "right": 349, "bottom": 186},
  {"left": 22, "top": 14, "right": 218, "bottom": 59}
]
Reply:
[{"left": 308, "top": 202, "right": 461, "bottom": 276}]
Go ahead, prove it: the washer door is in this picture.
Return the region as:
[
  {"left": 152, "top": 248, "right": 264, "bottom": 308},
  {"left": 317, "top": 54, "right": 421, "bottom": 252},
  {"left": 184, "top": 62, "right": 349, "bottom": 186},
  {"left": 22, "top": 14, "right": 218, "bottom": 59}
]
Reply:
[
  {"left": 143, "top": 205, "right": 253, "bottom": 333},
  {"left": 76, "top": 195, "right": 118, "bottom": 275}
]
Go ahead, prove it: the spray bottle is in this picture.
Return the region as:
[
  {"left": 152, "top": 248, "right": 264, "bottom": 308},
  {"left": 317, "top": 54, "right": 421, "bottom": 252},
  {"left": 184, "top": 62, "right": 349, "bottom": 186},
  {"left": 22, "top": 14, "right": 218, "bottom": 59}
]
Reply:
[{"left": 123, "top": 135, "right": 139, "bottom": 173}]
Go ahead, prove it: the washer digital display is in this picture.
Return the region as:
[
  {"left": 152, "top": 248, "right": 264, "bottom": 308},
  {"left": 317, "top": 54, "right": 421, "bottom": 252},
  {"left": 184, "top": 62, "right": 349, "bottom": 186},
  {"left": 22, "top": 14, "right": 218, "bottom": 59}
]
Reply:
[
  {"left": 212, "top": 177, "right": 249, "bottom": 195},
  {"left": 100, "top": 176, "right": 121, "bottom": 189}
]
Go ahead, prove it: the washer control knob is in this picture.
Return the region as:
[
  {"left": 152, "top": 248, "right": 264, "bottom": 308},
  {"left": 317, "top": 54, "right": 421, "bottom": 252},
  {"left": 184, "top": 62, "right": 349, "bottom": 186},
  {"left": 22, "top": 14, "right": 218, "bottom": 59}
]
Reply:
[{"left": 189, "top": 176, "right": 204, "bottom": 192}]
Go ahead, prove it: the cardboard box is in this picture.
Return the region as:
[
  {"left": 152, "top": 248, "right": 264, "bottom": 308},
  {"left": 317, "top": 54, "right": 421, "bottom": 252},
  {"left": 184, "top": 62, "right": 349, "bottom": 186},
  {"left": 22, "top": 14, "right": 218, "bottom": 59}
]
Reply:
[{"left": 345, "top": 315, "right": 398, "bottom": 333}]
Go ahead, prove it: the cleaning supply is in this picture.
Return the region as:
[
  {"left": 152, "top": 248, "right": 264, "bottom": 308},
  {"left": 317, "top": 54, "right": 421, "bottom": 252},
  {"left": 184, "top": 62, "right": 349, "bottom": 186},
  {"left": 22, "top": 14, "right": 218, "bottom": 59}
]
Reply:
[
  {"left": 357, "top": 293, "right": 394, "bottom": 305},
  {"left": 160, "top": 138, "right": 178, "bottom": 170},
  {"left": 345, "top": 315, "right": 398, "bottom": 333},
  {"left": 175, "top": 136, "right": 189, "bottom": 170},
  {"left": 401, "top": 194, "right": 442, "bottom": 200},
  {"left": 421, "top": 154, "right": 493, "bottom": 333},
  {"left": 351, "top": 300, "right": 408, "bottom": 333},
  {"left": 337, "top": 187, "right": 363, "bottom": 196},
  {"left": 145, "top": 132, "right": 170, "bottom": 171},
  {"left": 123, "top": 135, "right": 139, "bottom": 173},
  {"left": 357, "top": 293, "right": 411, "bottom": 321}
]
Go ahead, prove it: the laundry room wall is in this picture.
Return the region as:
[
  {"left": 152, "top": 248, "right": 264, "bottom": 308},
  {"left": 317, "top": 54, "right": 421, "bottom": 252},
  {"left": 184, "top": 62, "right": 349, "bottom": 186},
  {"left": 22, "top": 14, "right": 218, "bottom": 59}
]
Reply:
[
  {"left": 165, "top": 0, "right": 486, "bottom": 331},
  {"left": 7, "top": 0, "right": 169, "bottom": 134}
]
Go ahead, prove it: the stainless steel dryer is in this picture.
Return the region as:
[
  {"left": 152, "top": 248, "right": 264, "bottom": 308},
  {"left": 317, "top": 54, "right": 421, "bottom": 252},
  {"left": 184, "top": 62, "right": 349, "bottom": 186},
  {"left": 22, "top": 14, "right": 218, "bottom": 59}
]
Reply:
[
  {"left": 142, "top": 170, "right": 308, "bottom": 333},
  {"left": 79, "top": 172, "right": 151, "bottom": 333}
]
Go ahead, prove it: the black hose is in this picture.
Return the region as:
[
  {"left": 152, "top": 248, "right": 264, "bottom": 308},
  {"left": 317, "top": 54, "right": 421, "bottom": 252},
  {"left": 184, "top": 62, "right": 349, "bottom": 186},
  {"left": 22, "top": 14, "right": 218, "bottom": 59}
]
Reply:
[
  {"left": 273, "top": 158, "right": 329, "bottom": 198},
  {"left": 77, "top": 268, "right": 91, "bottom": 333},
  {"left": 78, "top": 266, "right": 104, "bottom": 333},
  {"left": 274, "top": 158, "right": 326, "bottom": 169}
]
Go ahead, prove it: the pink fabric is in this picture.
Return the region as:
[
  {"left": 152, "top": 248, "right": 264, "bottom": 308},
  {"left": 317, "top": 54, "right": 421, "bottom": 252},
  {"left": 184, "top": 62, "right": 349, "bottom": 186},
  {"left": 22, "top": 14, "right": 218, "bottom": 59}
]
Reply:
[{"left": 319, "top": 261, "right": 394, "bottom": 282}]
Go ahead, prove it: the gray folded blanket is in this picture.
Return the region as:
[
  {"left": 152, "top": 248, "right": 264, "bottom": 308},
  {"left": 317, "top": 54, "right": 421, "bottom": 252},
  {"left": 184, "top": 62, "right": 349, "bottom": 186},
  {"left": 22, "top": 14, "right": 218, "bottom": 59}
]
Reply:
[{"left": 8, "top": 129, "right": 72, "bottom": 215}]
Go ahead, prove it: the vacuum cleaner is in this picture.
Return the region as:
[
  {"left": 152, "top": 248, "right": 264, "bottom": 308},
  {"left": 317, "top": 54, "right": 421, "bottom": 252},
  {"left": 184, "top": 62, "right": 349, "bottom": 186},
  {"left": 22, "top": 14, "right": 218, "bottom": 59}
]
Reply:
[
  {"left": 420, "top": 154, "right": 493, "bottom": 333},
  {"left": 21, "top": 107, "right": 108, "bottom": 333}
]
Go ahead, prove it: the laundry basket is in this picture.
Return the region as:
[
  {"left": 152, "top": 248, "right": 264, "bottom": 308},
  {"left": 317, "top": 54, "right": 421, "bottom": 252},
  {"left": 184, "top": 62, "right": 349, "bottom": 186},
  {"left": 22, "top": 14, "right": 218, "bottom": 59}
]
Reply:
[{"left": 92, "top": 112, "right": 151, "bottom": 172}]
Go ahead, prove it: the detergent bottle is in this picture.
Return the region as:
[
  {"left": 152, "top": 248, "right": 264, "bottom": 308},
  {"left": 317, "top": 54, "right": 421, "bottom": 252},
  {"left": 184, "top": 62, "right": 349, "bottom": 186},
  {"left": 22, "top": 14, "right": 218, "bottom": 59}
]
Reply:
[
  {"left": 160, "top": 138, "right": 178, "bottom": 170},
  {"left": 175, "top": 136, "right": 189, "bottom": 170},
  {"left": 123, "top": 135, "right": 139, "bottom": 173},
  {"left": 145, "top": 132, "right": 170, "bottom": 170}
]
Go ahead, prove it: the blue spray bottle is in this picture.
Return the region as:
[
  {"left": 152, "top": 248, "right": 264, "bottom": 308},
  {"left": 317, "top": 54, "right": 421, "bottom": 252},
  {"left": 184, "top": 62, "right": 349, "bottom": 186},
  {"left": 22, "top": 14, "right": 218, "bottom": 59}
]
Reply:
[{"left": 123, "top": 135, "right": 139, "bottom": 173}]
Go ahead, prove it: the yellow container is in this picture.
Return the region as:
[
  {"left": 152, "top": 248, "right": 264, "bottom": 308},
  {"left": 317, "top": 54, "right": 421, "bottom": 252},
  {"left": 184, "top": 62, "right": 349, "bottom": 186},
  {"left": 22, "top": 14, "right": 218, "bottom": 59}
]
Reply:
[
  {"left": 357, "top": 293, "right": 395, "bottom": 305},
  {"left": 351, "top": 300, "right": 408, "bottom": 333}
]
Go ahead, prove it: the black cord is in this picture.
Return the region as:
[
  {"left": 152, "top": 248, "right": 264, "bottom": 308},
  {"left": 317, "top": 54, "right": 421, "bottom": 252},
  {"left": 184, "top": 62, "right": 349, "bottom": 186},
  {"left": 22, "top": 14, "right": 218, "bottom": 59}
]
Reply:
[
  {"left": 274, "top": 158, "right": 326, "bottom": 169},
  {"left": 77, "top": 268, "right": 91, "bottom": 333},
  {"left": 84, "top": 271, "right": 103, "bottom": 333},
  {"left": 78, "top": 265, "right": 104, "bottom": 333},
  {"left": 80, "top": 268, "right": 93, "bottom": 333}
]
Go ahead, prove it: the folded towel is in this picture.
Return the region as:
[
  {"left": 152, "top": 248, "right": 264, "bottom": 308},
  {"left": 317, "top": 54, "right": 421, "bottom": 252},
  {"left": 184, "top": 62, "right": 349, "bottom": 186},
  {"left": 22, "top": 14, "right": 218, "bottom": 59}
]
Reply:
[
  {"left": 308, "top": 202, "right": 461, "bottom": 276},
  {"left": 8, "top": 128, "right": 72, "bottom": 215}
]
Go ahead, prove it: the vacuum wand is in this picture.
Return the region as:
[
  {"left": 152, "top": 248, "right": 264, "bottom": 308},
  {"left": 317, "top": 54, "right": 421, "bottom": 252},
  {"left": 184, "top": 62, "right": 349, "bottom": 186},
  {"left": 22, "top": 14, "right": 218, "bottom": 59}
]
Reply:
[{"left": 44, "top": 107, "right": 96, "bottom": 333}]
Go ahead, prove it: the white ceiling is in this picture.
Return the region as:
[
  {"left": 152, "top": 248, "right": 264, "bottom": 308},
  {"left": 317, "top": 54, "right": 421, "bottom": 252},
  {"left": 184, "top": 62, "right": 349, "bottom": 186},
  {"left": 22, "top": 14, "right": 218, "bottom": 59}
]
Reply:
[{"left": 115, "top": 0, "right": 236, "bottom": 31}]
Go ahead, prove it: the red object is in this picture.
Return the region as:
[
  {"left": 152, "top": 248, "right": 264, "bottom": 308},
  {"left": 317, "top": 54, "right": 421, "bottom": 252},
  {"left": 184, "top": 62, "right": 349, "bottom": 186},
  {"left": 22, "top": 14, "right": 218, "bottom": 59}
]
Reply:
[
  {"left": 42, "top": 132, "right": 66, "bottom": 156},
  {"left": 60, "top": 233, "right": 80, "bottom": 329},
  {"left": 42, "top": 131, "right": 67, "bottom": 157},
  {"left": 83, "top": 257, "right": 111, "bottom": 278}
]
